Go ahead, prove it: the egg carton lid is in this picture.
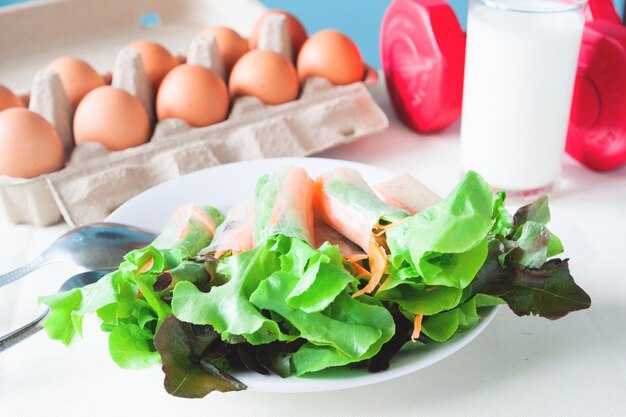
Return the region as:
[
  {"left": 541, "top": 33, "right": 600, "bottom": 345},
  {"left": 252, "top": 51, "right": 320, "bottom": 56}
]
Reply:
[{"left": 0, "top": 0, "right": 388, "bottom": 226}]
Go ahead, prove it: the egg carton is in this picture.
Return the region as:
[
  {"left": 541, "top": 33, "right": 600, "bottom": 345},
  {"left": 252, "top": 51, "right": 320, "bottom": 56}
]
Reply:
[{"left": 0, "top": 13, "right": 388, "bottom": 227}]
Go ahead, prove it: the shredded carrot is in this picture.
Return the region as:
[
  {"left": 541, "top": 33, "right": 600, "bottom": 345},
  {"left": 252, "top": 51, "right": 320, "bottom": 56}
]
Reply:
[
  {"left": 351, "top": 262, "right": 371, "bottom": 277},
  {"left": 345, "top": 253, "right": 368, "bottom": 263},
  {"left": 412, "top": 314, "right": 423, "bottom": 341},
  {"left": 137, "top": 257, "right": 154, "bottom": 275},
  {"left": 135, "top": 289, "right": 143, "bottom": 300},
  {"left": 353, "top": 235, "right": 387, "bottom": 297}
]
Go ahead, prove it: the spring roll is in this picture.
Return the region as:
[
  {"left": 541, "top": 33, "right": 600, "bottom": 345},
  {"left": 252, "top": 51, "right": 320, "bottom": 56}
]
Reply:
[
  {"left": 152, "top": 204, "right": 224, "bottom": 261},
  {"left": 202, "top": 200, "right": 255, "bottom": 258},
  {"left": 373, "top": 174, "right": 442, "bottom": 215},
  {"left": 255, "top": 166, "right": 315, "bottom": 246},
  {"left": 314, "top": 219, "right": 363, "bottom": 256},
  {"left": 313, "top": 168, "right": 409, "bottom": 296}
]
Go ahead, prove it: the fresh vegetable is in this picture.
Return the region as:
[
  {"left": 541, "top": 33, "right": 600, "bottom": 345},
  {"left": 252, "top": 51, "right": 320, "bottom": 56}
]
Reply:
[
  {"left": 172, "top": 167, "right": 394, "bottom": 380},
  {"left": 313, "top": 167, "right": 408, "bottom": 296},
  {"left": 199, "top": 200, "right": 255, "bottom": 259},
  {"left": 40, "top": 205, "right": 224, "bottom": 369},
  {"left": 39, "top": 167, "right": 591, "bottom": 399}
]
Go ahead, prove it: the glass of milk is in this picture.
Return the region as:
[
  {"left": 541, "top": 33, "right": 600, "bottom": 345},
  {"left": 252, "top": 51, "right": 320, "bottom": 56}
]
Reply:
[{"left": 460, "top": 0, "right": 586, "bottom": 197}]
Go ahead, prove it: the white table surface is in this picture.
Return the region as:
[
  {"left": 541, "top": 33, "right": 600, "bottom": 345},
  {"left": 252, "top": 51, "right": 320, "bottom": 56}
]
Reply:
[{"left": 1, "top": 83, "right": 625, "bottom": 417}]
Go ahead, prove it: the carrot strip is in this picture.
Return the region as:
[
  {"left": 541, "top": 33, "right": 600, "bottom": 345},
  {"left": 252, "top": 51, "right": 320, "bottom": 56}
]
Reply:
[
  {"left": 412, "top": 314, "right": 423, "bottom": 341},
  {"left": 351, "top": 262, "right": 371, "bottom": 277},
  {"left": 137, "top": 257, "right": 154, "bottom": 275},
  {"left": 345, "top": 253, "right": 368, "bottom": 263},
  {"left": 353, "top": 236, "right": 387, "bottom": 297}
]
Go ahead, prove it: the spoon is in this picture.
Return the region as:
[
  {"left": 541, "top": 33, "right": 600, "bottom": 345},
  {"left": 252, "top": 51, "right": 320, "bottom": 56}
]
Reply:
[
  {"left": 0, "top": 270, "right": 107, "bottom": 353},
  {"left": 0, "top": 223, "right": 156, "bottom": 288}
]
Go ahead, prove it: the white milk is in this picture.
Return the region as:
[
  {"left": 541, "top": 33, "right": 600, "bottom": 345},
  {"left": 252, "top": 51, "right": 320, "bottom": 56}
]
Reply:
[{"left": 460, "top": 0, "right": 585, "bottom": 193}]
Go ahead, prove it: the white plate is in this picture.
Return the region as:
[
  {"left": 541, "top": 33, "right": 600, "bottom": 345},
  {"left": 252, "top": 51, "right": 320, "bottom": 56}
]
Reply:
[{"left": 107, "top": 157, "right": 497, "bottom": 393}]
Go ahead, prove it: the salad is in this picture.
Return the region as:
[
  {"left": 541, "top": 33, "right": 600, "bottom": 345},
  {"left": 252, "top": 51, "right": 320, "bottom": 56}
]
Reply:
[{"left": 40, "top": 166, "right": 591, "bottom": 398}]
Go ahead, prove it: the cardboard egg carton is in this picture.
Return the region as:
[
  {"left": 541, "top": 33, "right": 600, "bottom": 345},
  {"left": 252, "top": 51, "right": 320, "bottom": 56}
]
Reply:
[{"left": 0, "top": 11, "right": 388, "bottom": 227}]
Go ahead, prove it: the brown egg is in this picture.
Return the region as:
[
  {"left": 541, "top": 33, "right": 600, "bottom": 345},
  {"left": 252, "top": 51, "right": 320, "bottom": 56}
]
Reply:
[
  {"left": 156, "top": 64, "right": 229, "bottom": 127},
  {"left": 0, "top": 85, "right": 24, "bottom": 112},
  {"left": 249, "top": 10, "right": 308, "bottom": 57},
  {"left": 197, "top": 27, "right": 249, "bottom": 73},
  {"left": 229, "top": 50, "right": 299, "bottom": 105},
  {"left": 126, "top": 40, "right": 179, "bottom": 90},
  {"left": 46, "top": 57, "right": 105, "bottom": 109},
  {"left": 74, "top": 86, "right": 150, "bottom": 151},
  {"left": 0, "top": 108, "right": 64, "bottom": 178},
  {"left": 297, "top": 30, "right": 365, "bottom": 85}
]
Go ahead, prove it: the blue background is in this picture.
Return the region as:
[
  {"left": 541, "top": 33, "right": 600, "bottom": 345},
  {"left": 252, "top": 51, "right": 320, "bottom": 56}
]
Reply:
[{"left": 1, "top": 0, "right": 624, "bottom": 68}]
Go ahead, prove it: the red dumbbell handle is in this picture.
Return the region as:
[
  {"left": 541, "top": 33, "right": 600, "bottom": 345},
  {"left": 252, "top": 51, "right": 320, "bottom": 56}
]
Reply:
[{"left": 586, "top": 0, "right": 622, "bottom": 24}]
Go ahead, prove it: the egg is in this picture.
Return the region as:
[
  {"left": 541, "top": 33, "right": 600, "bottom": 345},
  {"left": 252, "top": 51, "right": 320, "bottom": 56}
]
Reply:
[
  {"left": 46, "top": 57, "right": 105, "bottom": 109},
  {"left": 126, "top": 40, "right": 179, "bottom": 90},
  {"left": 156, "top": 64, "right": 229, "bottom": 127},
  {"left": 297, "top": 30, "right": 365, "bottom": 85},
  {"left": 249, "top": 10, "right": 308, "bottom": 56},
  {"left": 74, "top": 86, "right": 150, "bottom": 151},
  {"left": 0, "top": 108, "right": 64, "bottom": 178},
  {"left": 0, "top": 85, "right": 24, "bottom": 112},
  {"left": 196, "top": 27, "right": 249, "bottom": 73},
  {"left": 229, "top": 50, "right": 299, "bottom": 105}
]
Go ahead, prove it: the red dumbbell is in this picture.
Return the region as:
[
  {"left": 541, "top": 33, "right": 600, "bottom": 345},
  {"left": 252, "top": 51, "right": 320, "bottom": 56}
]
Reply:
[
  {"left": 380, "top": 0, "right": 465, "bottom": 133},
  {"left": 586, "top": 0, "right": 622, "bottom": 23},
  {"left": 566, "top": 0, "right": 626, "bottom": 171}
]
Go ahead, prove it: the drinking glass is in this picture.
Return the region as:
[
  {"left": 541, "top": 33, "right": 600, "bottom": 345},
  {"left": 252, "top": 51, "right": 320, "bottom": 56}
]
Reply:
[{"left": 460, "top": 0, "right": 587, "bottom": 197}]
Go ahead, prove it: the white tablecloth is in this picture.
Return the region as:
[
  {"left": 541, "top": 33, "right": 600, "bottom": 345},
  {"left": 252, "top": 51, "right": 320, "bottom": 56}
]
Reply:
[{"left": 1, "top": 83, "right": 625, "bottom": 416}]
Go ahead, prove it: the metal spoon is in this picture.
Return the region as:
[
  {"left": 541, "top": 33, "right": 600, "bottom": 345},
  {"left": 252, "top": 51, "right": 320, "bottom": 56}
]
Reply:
[
  {"left": 0, "top": 270, "right": 107, "bottom": 353},
  {"left": 0, "top": 223, "right": 156, "bottom": 288}
]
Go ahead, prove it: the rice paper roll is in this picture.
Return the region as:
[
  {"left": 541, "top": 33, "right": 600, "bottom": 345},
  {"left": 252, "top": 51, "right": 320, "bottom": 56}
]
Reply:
[
  {"left": 203, "top": 200, "right": 255, "bottom": 258},
  {"left": 152, "top": 204, "right": 224, "bottom": 260},
  {"left": 314, "top": 220, "right": 363, "bottom": 256},
  {"left": 313, "top": 168, "right": 409, "bottom": 296},
  {"left": 313, "top": 168, "right": 408, "bottom": 251},
  {"left": 373, "top": 174, "right": 441, "bottom": 215},
  {"left": 255, "top": 166, "right": 315, "bottom": 246}
]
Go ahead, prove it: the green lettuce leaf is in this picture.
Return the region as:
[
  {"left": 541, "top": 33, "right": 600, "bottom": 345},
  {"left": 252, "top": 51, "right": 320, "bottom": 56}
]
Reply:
[
  {"left": 172, "top": 235, "right": 359, "bottom": 345},
  {"left": 108, "top": 322, "right": 161, "bottom": 370},
  {"left": 421, "top": 293, "right": 504, "bottom": 342},
  {"left": 491, "top": 191, "right": 514, "bottom": 236},
  {"left": 39, "top": 288, "right": 83, "bottom": 346},
  {"left": 39, "top": 271, "right": 135, "bottom": 346},
  {"left": 40, "top": 205, "right": 224, "bottom": 372},
  {"left": 285, "top": 242, "right": 356, "bottom": 313},
  {"left": 251, "top": 275, "right": 387, "bottom": 360},
  {"left": 386, "top": 171, "right": 495, "bottom": 289},
  {"left": 172, "top": 242, "right": 286, "bottom": 345},
  {"left": 279, "top": 292, "right": 394, "bottom": 376},
  {"left": 120, "top": 246, "right": 172, "bottom": 325},
  {"left": 376, "top": 282, "right": 463, "bottom": 316}
]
